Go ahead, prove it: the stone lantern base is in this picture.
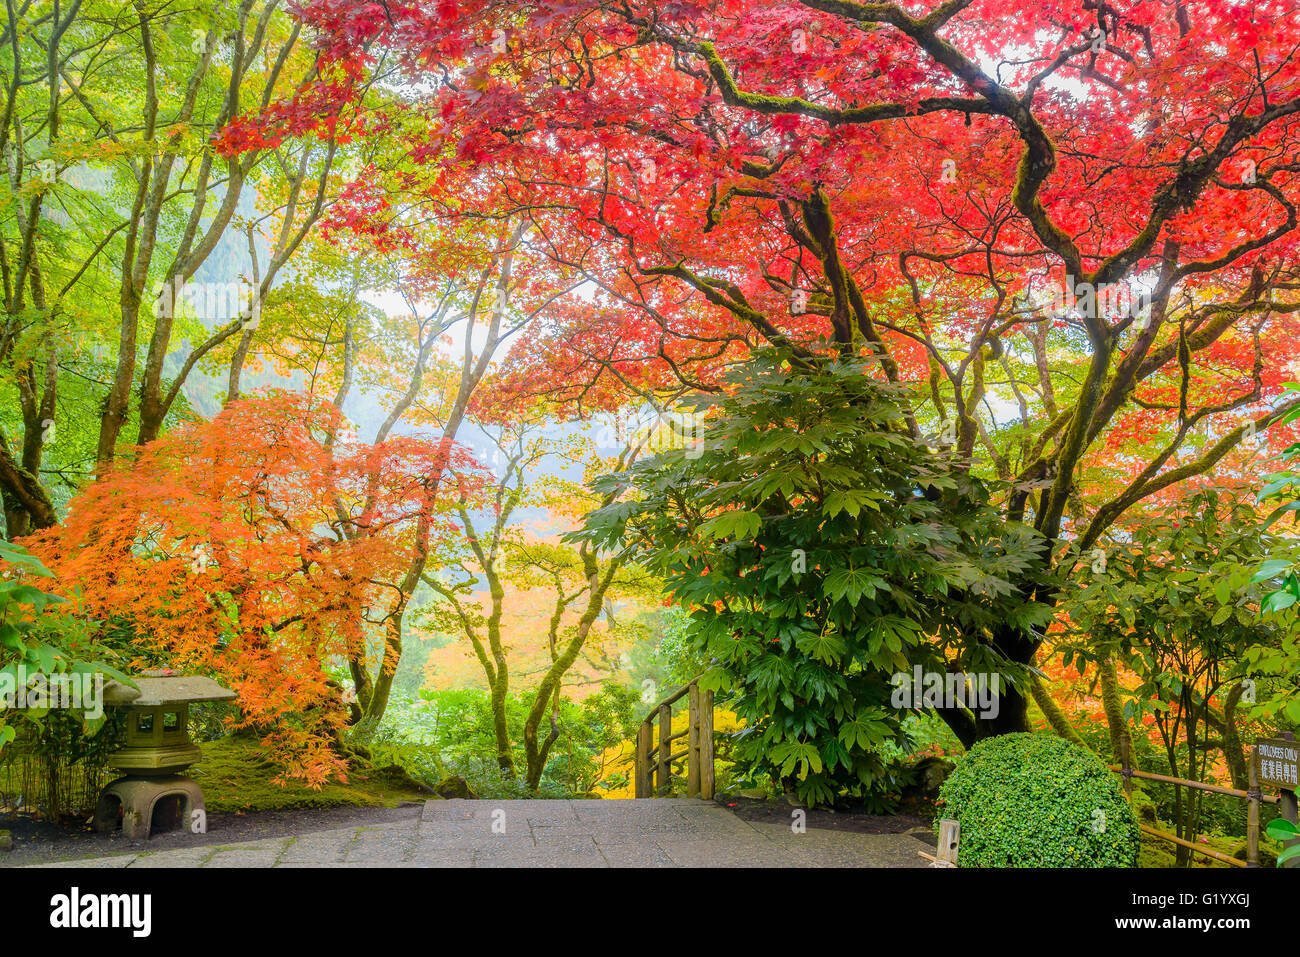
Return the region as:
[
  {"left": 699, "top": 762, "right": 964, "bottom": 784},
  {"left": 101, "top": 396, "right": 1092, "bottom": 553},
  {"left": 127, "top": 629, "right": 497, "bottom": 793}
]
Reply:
[{"left": 93, "top": 775, "right": 206, "bottom": 841}]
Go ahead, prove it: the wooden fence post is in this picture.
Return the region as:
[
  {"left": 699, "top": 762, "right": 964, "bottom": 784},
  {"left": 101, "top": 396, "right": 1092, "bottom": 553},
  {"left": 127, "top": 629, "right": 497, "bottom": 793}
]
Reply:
[
  {"left": 1281, "top": 731, "right": 1300, "bottom": 869},
  {"left": 1247, "top": 746, "right": 1261, "bottom": 868},
  {"left": 635, "top": 722, "right": 652, "bottom": 799},
  {"left": 687, "top": 683, "right": 701, "bottom": 799},
  {"left": 700, "top": 689, "right": 714, "bottom": 800},
  {"left": 657, "top": 703, "right": 671, "bottom": 796},
  {"left": 1282, "top": 789, "right": 1300, "bottom": 868},
  {"left": 937, "top": 818, "right": 960, "bottom": 865}
]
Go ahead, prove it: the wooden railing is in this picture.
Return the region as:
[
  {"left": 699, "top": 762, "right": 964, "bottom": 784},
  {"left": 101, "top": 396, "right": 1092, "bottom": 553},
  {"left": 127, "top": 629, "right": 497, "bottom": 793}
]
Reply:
[
  {"left": 1112, "top": 737, "right": 1285, "bottom": 868},
  {"left": 634, "top": 677, "right": 714, "bottom": 799}
]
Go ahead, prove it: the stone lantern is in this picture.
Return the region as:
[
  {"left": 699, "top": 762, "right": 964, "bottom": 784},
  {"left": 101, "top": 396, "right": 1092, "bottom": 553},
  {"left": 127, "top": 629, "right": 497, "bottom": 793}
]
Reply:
[{"left": 93, "top": 673, "right": 236, "bottom": 841}]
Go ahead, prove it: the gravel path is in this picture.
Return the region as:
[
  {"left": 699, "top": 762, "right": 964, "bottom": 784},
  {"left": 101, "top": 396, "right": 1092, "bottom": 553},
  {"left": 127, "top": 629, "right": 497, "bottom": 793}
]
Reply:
[{"left": 11, "top": 799, "right": 933, "bottom": 868}]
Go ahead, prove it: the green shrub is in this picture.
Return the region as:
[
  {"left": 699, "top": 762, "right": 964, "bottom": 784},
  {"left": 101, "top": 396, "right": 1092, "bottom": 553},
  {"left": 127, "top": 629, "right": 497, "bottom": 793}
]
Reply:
[{"left": 937, "top": 733, "right": 1139, "bottom": 867}]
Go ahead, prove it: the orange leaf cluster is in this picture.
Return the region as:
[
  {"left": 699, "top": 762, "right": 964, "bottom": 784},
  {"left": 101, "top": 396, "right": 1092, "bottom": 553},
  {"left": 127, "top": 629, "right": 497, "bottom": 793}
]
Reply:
[{"left": 26, "top": 392, "right": 486, "bottom": 781}]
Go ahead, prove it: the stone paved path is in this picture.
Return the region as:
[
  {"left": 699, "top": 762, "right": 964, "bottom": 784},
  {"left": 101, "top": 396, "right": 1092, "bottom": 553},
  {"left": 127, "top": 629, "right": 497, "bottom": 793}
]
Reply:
[{"left": 24, "top": 799, "right": 931, "bottom": 868}]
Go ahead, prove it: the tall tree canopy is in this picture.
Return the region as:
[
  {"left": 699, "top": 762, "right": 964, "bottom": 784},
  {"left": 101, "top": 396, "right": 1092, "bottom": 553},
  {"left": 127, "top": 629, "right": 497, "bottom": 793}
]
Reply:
[
  {"left": 229, "top": 0, "right": 1300, "bottom": 738},
  {"left": 1, "top": 0, "right": 354, "bottom": 534}
]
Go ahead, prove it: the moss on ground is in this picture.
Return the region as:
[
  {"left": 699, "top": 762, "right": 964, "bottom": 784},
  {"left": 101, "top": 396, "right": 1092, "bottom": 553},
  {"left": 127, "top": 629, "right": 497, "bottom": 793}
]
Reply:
[{"left": 188, "top": 737, "right": 428, "bottom": 813}]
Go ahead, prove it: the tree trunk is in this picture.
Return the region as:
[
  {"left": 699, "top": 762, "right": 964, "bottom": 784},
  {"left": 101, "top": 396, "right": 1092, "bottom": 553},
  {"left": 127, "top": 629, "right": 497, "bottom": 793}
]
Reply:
[
  {"left": 490, "top": 674, "right": 516, "bottom": 777},
  {"left": 523, "top": 553, "right": 617, "bottom": 790},
  {"left": 226, "top": 327, "right": 256, "bottom": 404},
  {"left": 935, "top": 624, "right": 1037, "bottom": 747},
  {"left": 1029, "top": 673, "right": 1088, "bottom": 747},
  {"left": 1099, "top": 657, "right": 1133, "bottom": 762},
  {"left": 0, "top": 432, "right": 57, "bottom": 532}
]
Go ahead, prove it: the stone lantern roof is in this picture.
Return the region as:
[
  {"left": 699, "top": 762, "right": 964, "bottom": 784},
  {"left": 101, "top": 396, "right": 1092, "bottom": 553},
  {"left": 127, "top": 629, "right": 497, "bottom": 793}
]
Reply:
[{"left": 103, "top": 672, "right": 237, "bottom": 708}]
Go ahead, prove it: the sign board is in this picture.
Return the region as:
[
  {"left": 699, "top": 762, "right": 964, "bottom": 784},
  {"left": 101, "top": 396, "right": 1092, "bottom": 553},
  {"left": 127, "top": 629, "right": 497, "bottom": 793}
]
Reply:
[{"left": 1257, "top": 737, "right": 1300, "bottom": 790}]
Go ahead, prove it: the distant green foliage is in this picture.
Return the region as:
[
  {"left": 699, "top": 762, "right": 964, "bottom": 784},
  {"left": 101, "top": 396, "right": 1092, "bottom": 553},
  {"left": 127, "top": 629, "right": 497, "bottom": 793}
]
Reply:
[
  {"left": 579, "top": 347, "right": 1051, "bottom": 806},
  {"left": 375, "top": 685, "right": 639, "bottom": 799},
  {"left": 653, "top": 609, "right": 712, "bottom": 688},
  {"left": 617, "top": 606, "right": 711, "bottom": 699},
  {"left": 1066, "top": 489, "right": 1300, "bottom": 729},
  {"left": 878, "top": 712, "right": 966, "bottom": 763},
  {"left": 938, "top": 733, "right": 1140, "bottom": 868}
]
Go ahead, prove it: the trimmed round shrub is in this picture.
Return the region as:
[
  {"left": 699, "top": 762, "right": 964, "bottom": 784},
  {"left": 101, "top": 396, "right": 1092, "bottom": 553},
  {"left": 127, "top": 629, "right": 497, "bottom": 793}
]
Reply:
[{"left": 936, "top": 733, "right": 1140, "bottom": 867}]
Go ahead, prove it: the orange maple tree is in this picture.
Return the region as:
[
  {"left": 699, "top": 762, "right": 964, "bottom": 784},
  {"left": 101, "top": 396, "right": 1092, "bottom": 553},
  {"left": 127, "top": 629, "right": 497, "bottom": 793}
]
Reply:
[{"left": 25, "top": 392, "right": 485, "bottom": 782}]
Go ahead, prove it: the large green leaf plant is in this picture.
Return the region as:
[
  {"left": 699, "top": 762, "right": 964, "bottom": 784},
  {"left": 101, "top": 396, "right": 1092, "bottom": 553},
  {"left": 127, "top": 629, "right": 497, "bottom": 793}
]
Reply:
[{"left": 576, "top": 347, "right": 1052, "bottom": 806}]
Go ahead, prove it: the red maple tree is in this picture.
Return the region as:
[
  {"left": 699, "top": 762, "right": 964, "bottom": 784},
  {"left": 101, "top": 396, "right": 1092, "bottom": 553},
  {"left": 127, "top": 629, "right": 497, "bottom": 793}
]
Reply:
[{"left": 228, "top": 0, "right": 1300, "bottom": 740}]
